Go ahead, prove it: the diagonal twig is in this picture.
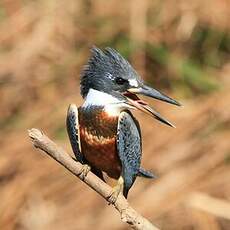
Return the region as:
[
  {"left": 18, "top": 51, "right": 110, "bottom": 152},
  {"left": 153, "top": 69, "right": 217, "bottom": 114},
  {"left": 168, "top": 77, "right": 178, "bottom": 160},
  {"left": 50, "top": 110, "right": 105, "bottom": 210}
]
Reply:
[{"left": 28, "top": 128, "right": 159, "bottom": 230}]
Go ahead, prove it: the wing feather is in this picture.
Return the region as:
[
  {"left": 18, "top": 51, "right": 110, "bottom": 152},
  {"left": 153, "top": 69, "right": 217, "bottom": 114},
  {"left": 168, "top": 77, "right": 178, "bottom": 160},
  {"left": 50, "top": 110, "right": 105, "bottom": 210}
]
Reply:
[
  {"left": 117, "top": 111, "right": 142, "bottom": 197},
  {"left": 66, "top": 104, "right": 84, "bottom": 163}
]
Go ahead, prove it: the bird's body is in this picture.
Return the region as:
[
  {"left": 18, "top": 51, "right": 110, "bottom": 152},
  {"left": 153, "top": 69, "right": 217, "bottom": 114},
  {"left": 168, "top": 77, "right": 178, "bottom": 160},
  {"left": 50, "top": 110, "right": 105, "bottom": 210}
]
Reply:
[
  {"left": 78, "top": 91, "right": 121, "bottom": 179},
  {"left": 66, "top": 47, "right": 180, "bottom": 201}
]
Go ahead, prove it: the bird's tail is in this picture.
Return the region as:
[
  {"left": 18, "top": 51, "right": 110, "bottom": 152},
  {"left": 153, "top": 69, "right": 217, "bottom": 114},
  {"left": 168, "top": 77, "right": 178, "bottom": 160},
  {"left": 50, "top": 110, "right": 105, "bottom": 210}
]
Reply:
[
  {"left": 138, "top": 167, "right": 157, "bottom": 179},
  {"left": 123, "top": 168, "right": 157, "bottom": 199},
  {"left": 123, "top": 187, "right": 129, "bottom": 198}
]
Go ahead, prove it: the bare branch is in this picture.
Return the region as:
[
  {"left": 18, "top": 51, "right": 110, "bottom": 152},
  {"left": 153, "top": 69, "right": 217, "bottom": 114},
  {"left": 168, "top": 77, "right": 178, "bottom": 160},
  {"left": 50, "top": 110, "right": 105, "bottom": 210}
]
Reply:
[{"left": 28, "top": 128, "right": 159, "bottom": 230}]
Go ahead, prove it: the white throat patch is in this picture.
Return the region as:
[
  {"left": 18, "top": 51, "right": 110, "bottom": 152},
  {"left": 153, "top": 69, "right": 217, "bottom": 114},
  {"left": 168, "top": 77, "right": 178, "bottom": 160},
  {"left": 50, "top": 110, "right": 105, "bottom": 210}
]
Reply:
[
  {"left": 82, "top": 89, "right": 120, "bottom": 107},
  {"left": 82, "top": 89, "right": 134, "bottom": 117}
]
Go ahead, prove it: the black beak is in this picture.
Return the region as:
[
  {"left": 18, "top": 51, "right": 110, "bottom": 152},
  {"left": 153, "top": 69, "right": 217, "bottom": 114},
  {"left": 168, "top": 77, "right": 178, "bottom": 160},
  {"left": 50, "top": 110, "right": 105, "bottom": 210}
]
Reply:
[
  {"left": 128, "top": 85, "right": 181, "bottom": 106},
  {"left": 125, "top": 84, "right": 181, "bottom": 127}
]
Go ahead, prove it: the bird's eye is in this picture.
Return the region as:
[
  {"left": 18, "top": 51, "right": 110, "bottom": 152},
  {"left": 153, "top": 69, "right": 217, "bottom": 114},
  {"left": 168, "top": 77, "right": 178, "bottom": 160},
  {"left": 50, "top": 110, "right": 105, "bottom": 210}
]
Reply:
[{"left": 115, "top": 77, "right": 127, "bottom": 85}]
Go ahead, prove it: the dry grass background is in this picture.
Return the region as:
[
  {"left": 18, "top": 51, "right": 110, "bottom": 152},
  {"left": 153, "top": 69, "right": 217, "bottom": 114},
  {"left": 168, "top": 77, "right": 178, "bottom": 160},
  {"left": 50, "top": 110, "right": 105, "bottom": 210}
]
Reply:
[{"left": 0, "top": 0, "right": 230, "bottom": 229}]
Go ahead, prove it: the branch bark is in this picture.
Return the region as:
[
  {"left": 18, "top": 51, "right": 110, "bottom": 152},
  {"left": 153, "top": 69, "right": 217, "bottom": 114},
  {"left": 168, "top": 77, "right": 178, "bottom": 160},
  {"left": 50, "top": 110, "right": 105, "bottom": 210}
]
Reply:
[{"left": 28, "top": 128, "right": 159, "bottom": 230}]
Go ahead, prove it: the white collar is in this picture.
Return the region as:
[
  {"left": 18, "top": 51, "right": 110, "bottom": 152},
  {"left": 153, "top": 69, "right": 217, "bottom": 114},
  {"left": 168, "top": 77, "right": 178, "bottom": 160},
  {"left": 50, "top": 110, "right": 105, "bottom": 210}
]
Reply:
[{"left": 82, "top": 89, "right": 120, "bottom": 107}]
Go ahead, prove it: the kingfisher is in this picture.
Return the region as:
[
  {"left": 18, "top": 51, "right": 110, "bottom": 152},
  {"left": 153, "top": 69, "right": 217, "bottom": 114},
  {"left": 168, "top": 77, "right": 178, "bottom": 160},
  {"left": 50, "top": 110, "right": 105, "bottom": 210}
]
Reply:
[{"left": 66, "top": 47, "right": 180, "bottom": 203}]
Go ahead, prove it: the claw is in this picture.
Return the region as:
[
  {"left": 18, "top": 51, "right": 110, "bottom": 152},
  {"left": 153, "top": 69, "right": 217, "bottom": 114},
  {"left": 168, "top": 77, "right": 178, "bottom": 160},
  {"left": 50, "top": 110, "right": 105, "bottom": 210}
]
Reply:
[
  {"left": 79, "top": 164, "right": 91, "bottom": 180},
  {"left": 107, "top": 189, "right": 120, "bottom": 205},
  {"left": 107, "top": 176, "right": 124, "bottom": 205}
]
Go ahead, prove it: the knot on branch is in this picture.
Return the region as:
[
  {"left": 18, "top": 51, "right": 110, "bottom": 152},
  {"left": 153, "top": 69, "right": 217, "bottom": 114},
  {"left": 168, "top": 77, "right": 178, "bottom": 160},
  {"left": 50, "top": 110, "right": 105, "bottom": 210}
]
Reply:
[{"left": 28, "top": 128, "right": 44, "bottom": 140}]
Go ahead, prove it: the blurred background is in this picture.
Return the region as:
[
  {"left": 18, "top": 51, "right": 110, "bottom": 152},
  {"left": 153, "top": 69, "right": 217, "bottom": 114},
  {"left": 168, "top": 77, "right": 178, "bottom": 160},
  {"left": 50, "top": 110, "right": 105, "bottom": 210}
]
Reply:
[{"left": 0, "top": 0, "right": 230, "bottom": 229}]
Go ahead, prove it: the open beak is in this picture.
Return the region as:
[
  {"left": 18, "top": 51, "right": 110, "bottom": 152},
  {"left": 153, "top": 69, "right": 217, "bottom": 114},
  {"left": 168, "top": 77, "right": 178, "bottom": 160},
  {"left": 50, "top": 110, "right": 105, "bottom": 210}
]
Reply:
[
  {"left": 128, "top": 85, "right": 181, "bottom": 106},
  {"left": 123, "top": 85, "right": 181, "bottom": 127}
]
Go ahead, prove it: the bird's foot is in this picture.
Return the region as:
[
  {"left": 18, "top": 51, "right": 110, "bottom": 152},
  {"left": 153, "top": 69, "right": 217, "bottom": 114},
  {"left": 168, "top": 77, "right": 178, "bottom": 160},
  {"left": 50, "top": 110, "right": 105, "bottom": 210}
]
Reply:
[
  {"left": 107, "top": 186, "right": 121, "bottom": 205},
  {"left": 79, "top": 164, "right": 91, "bottom": 180},
  {"left": 107, "top": 176, "right": 124, "bottom": 205}
]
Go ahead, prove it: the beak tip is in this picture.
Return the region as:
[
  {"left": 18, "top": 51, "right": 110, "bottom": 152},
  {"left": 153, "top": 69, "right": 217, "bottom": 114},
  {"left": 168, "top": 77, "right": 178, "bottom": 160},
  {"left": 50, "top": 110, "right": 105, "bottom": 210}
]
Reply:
[
  {"left": 176, "top": 101, "right": 182, "bottom": 107},
  {"left": 171, "top": 99, "right": 182, "bottom": 107},
  {"left": 167, "top": 122, "right": 176, "bottom": 128}
]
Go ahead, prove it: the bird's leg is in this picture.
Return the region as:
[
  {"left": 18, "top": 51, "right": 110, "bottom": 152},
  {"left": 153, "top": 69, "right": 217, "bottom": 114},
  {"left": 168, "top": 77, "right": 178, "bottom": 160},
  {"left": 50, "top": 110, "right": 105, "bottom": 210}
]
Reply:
[
  {"left": 107, "top": 176, "right": 124, "bottom": 205},
  {"left": 71, "top": 157, "right": 91, "bottom": 180},
  {"left": 78, "top": 164, "right": 91, "bottom": 180}
]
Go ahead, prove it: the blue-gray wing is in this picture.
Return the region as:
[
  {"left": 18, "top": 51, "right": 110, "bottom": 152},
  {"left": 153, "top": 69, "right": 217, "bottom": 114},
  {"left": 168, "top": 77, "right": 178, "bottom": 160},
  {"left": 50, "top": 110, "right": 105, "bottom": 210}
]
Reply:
[
  {"left": 117, "top": 111, "right": 142, "bottom": 198},
  {"left": 66, "top": 104, "right": 84, "bottom": 163}
]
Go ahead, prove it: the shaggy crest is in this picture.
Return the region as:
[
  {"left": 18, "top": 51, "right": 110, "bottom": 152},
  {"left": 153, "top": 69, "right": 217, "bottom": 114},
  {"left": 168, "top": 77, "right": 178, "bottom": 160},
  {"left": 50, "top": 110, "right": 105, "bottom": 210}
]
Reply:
[{"left": 80, "top": 47, "right": 139, "bottom": 98}]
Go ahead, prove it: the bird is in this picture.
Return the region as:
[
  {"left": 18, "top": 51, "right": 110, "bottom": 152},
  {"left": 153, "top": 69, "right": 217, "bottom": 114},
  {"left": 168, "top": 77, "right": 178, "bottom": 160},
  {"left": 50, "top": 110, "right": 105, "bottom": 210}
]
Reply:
[{"left": 66, "top": 47, "right": 180, "bottom": 203}]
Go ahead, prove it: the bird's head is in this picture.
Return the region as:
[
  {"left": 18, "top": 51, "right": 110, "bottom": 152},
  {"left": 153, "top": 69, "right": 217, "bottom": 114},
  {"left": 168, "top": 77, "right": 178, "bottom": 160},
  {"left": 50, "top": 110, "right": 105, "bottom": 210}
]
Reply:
[{"left": 80, "top": 47, "right": 181, "bottom": 127}]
